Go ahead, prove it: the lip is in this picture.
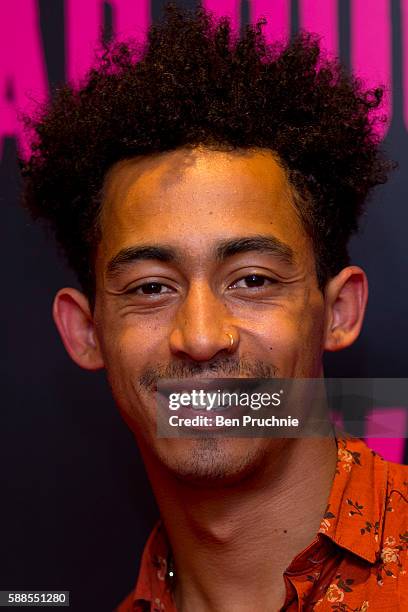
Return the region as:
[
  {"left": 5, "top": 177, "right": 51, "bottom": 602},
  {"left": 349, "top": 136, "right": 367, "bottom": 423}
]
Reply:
[
  {"left": 156, "top": 376, "right": 269, "bottom": 392},
  {"left": 155, "top": 377, "right": 283, "bottom": 436},
  {"left": 156, "top": 378, "right": 262, "bottom": 420}
]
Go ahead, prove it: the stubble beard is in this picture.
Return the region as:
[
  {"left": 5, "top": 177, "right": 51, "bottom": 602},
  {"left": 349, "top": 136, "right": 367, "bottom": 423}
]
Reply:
[
  {"left": 153, "top": 436, "right": 272, "bottom": 486},
  {"left": 133, "top": 355, "right": 280, "bottom": 485}
]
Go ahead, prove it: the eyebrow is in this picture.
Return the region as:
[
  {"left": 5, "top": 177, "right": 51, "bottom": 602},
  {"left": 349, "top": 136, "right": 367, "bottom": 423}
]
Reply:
[
  {"left": 214, "top": 236, "right": 294, "bottom": 265},
  {"left": 106, "top": 235, "right": 295, "bottom": 278},
  {"left": 106, "top": 245, "right": 179, "bottom": 276}
]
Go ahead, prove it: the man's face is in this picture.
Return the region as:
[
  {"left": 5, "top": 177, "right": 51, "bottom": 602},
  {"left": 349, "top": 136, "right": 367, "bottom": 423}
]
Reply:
[{"left": 93, "top": 146, "right": 327, "bottom": 482}]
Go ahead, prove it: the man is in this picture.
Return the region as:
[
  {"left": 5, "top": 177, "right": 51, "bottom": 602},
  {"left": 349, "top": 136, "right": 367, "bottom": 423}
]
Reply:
[{"left": 20, "top": 4, "right": 407, "bottom": 610}]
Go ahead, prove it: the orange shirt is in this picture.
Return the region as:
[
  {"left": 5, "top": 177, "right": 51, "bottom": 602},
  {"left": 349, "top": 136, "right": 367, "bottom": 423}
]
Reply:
[{"left": 117, "top": 436, "right": 408, "bottom": 611}]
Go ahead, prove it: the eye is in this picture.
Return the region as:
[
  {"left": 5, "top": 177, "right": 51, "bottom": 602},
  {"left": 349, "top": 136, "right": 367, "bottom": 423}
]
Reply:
[
  {"left": 229, "top": 274, "right": 277, "bottom": 289},
  {"left": 128, "top": 282, "right": 173, "bottom": 295}
]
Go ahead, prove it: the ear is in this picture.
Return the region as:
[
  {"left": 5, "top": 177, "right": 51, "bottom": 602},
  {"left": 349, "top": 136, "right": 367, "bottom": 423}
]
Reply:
[
  {"left": 323, "top": 266, "right": 368, "bottom": 352},
  {"left": 52, "top": 288, "right": 104, "bottom": 370}
]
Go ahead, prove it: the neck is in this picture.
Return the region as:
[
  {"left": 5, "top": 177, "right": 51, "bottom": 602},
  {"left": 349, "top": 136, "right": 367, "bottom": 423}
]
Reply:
[{"left": 140, "top": 436, "right": 337, "bottom": 612}]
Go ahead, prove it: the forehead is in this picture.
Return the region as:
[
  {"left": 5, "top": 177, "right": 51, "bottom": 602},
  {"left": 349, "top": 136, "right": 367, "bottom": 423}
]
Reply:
[{"left": 98, "top": 146, "right": 310, "bottom": 263}]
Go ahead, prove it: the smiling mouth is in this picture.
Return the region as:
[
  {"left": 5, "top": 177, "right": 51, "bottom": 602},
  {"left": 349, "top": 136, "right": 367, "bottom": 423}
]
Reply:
[
  {"left": 155, "top": 377, "right": 280, "bottom": 410},
  {"left": 155, "top": 376, "right": 268, "bottom": 392}
]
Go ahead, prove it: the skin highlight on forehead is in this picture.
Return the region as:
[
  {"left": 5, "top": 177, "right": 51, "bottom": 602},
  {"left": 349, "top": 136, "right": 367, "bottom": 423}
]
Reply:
[{"left": 96, "top": 146, "right": 315, "bottom": 291}]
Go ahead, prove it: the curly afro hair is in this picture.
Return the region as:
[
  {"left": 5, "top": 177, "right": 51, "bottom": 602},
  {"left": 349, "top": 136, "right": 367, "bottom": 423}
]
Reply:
[{"left": 20, "top": 2, "right": 392, "bottom": 303}]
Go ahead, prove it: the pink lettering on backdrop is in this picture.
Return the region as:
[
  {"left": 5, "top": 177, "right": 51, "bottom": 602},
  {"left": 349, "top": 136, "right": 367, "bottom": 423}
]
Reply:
[
  {"left": 204, "top": 0, "right": 290, "bottom": 43},
  {"left": 66, "top": 0, "right": 150, "bottom": 84},
  {"left": 365, "top": 408, "right": 407, "bottom": 464},
  {"left": 299, "top": 0, "right": 338, "bottom": 57},
  {"left": 0, "top": 0, "right": 47, "bottom": 159},
  {"left": 351, "top": 0, "right": 392, "bottom": 139},
  {"left": 249, "top": 0, "right": 290, "bottom": 44},
  {"left": 202, "top": 0, "right": 240, "bottom": 33},
  {"left": 332, "top": 407, "right": 405, "bottom": 464}
]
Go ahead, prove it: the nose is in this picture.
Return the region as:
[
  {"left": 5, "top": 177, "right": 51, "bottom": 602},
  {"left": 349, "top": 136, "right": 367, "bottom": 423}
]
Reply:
[{"left": 169, "top": 280, "right": 239, "bottom": 362}]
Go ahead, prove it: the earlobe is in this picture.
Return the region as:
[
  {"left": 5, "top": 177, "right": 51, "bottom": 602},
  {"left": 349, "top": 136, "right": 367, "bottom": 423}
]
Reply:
[
  {"left": 52, "top": 288, "right": 104, "bottom": 370},
  {"left": 324, "top": 266, "right": 368, "bottom": 352}
]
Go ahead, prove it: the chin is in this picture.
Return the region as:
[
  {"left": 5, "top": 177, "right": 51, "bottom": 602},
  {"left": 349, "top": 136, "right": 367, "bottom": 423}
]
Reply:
[{"left": 152, "top": 437, "right": 272, "bottom": 487}]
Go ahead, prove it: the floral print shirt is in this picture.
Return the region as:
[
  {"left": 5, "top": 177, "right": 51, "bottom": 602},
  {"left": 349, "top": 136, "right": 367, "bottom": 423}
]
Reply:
[{"left": 117, "top": 436, "right": 408, "bottom": 611}]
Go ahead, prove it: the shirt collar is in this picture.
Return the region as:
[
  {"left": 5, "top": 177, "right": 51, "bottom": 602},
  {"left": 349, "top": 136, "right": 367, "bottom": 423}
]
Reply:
[
  {"left": 317, "top": 435, "right": 388, "bottom": 564},
  {"left": 132, "top": 522, "right": 174, "bottom": 609}
]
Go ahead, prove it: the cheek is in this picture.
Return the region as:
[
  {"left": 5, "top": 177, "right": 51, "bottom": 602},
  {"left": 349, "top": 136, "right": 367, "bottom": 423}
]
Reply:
[
  {"left": 96, "top": 315, "right": 155, "bottom": 404},
  {"left": 237, "top": 298, "right": 325, "bottom": 376},
  {"left": 98, "top": 323, "right": 161, "bottom": 434},
  {"left": 97, "top": 303, "right": 164, "bottom": 366},
  {"left": 291, "top": 295, "right": 326, "bottom": 374},
  {"left": 106, "top": 327, "right": 152, "bottom": 376},
  {"left": 261, "top": 317, "right": 307, "bottom": 374}
]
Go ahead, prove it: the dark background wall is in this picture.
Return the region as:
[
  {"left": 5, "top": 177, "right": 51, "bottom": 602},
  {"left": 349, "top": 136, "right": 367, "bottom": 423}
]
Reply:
[{"left": 1, "top": 1, "right": 407, "bottom": 610}]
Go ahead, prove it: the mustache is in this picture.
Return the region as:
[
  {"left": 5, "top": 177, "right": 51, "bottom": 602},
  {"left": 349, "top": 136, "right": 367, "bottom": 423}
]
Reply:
[{"left": 138, "top": 357, "right": 279, "bottom": 392}]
